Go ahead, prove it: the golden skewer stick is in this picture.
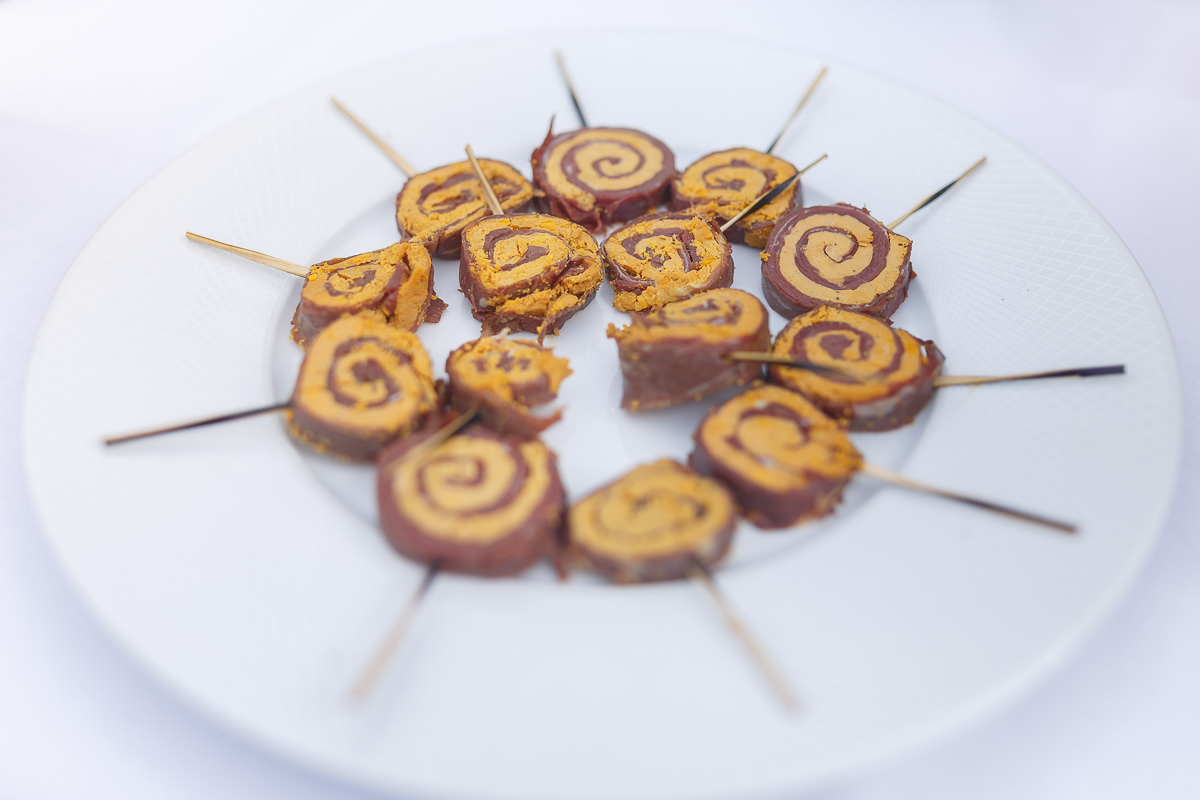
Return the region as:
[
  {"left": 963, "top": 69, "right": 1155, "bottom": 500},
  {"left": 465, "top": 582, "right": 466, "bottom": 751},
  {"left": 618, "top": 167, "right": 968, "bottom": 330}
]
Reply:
[
  {"left": 689, "top": 560, "right": 799, "bottom": 710},
  {"left": 858, "top": 463, "right": 1077, "bottom": 534},
  {"left": 887, "top": 156, "right": 987, "bottom": 229},
  {"left": 185, "top": 232, "right": 307, "bottom": 277},
  {"left": 554, "top": 50, "right": 589, "bottom": 128},
  {"left": 465, "top": 144, "right": 504, "bottom": 216},
  {"left": 719, "top": 153, "right": 828, "bottom": 233},
  {"left": 765, "top": 66, "right": 829, "bottom": 155},
  {"left": 331, "top": 96, "right": 418, "bottom": 178},
  {"left": 103, "top": 401, "right": 291, "bottom": 446}
]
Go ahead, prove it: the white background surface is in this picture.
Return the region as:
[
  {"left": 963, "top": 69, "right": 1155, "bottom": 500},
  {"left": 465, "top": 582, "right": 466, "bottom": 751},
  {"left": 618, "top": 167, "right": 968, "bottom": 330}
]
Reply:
[{"left": 3, "top": 1, "right": 1197, "bottom": 798}]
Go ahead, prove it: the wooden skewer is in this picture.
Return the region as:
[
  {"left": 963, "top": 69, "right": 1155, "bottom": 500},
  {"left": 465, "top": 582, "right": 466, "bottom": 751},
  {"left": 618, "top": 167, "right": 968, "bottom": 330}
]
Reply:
[
  {"left": 859, "top": 462, "right": 1077, "bottom": 534},
  {"left": 554, "top": 50, "right": 589, "bottom": 128},
  {"left": 887, "top": 156, "right": 987, "bottom": 229},
  {"left": 765, "top": 66, "right": 829, "bottom": 155},
  {"left": 725, "top": 350, "right": 850, "bottom": 378},
  {"left": 103, "top": 400, "right": 291, "bottom": 446},
  {"left": 719, "top": 153, "right": 828, "bottom": 233},
  {"left": 331, "top": 96, "right": 418, "bottom": 178},
  {"left": 185, "top": 232, "right": 307, "bottom": 277},
  {"left": 464, "top": 144, "right": 505, "bottom": 216},
  {"left": 689, "top": 559, "right": 799, "bottom": 710}
]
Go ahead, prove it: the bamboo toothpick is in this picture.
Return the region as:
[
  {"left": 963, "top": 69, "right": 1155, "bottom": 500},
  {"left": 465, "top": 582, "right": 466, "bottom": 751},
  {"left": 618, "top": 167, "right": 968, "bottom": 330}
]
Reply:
[
  {"left": 765, "top": 66, "right": 829, "bottom": 155},
  {"left": 554, "top": 51, "right": 589, "bottom": 128},
  {"left": 349, "top": 562, "right": 441, "bottom": 704},
  {"left": 933, "top": 364, "right": 1125, "bottom": 387},
  {"left": 186, "top": 232, "right": 308, "bottom": 277},
  {"left": 688, "top": 560, "right": 798, "bottom": 710},
  {"left": 103, "top": 400, "right": 291, "bottom": 446},
  {"left": 887, "top": 156, "right": 987, "bottom": 229},
  {"left": 719, "top": 153, "right": 828, "bottom": 233},
  {"left": 859, "top": 462, "right": 1077, "bottom": 534},
  {"left": 465, "top": 144, "right": 504, "bottom": 216},
  {"left": 331, "top": 96, "right": 418, "bottom": 178}
]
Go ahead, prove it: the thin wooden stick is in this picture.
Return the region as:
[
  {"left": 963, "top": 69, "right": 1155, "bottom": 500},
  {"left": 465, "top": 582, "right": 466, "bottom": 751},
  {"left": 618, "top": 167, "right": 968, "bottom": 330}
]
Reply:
[
  {"left": 719, "top": 153, "right": 827, "bottom": 233},
  {"left": 464, "top": 144, "right": 504, "bottom": 216},
  {"left": 331, "top": 97, "right": 417, "bottom": 178},
  {"left": 554, "top": 51, "right": 588, "bottom": 128},
  {"left": 933, "top": 364, "right": 1125, "bottom": 387},
  {"left": 103, "top": 400, "right": 291, "bottom": 446},
  {"left": 185, "top": 232, "right": 308, "bottom": 277},
  {"left": 349, "top": 562, "right": 441, "bottom": 704},
  {"left": 765, "top": 66, "right": 829, "bottom": 155},
  {"left": 887, "top": 156, "right": 987, "bottom": 229},
  {"left": 689, "top": 560, "right": 798, "bottom": 710},
  {"left": 725, "top": 350, "right": 850, "bottom": 378},
  {"left": 859, "top": 462, "right": 1077, "bottom": 534}
]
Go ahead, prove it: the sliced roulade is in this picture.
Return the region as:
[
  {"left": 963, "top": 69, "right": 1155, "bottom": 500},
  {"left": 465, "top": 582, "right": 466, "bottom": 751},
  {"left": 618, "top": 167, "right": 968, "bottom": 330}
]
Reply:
[
  {"left": 768, "top": 306, "right": 945, "bottom": 431},
  {"left": 566, "top": 459, "right": 737, "bottom": 584},
  {"left": 670, "top": 147, "right": 801, "bottom": 248}
]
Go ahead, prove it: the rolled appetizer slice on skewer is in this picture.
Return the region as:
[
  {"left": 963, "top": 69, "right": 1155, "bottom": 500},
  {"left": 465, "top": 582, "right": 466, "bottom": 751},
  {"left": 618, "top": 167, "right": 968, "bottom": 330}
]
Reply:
[
  {"left": 566, "top": 459, "right": 737, "bottom": 584},
  {"left": 766, "top": 306, "right": 945, "bottom": 431},
  {"left": 601, "top": 210, "right": 734, "bottom": 312},
  {"left": 690, "top": 384, "right": 863, "bottom": 530},
  {"left": 287, "top": 314, "right": 438, "bottom": 460},
  {"left": 445, "top": 334, "right": 573, "bottom": 439},
  {"left": 531, "top": 124, "right": 676, "bottom": 233},
  {"left": 607, "top": 288, "right": 770, "bottom": 411},
  {"left": 376, "top": 424, "right": 567, "bottom": 577}
]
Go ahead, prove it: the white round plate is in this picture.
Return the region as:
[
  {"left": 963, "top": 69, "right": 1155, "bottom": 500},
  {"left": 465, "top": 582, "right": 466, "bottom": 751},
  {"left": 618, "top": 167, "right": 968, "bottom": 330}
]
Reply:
[{"left": 23, "top": 31, "right": 1181, "bottom": 800}]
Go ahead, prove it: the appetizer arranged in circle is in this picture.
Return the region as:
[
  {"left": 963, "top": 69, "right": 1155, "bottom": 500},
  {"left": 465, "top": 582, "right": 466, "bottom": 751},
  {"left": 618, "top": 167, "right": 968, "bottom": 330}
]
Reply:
[
  {"left": 459, "top": 212, "right": 604, "bottom": 338},
  {"left": 531, "top": 125, "right": 675, "bottom": 233},
  {"left": 377, "top": 424, "right": 566, "bottom": 577},
  {"left": 395, "top": 158, "right": 534, "bottom": 257},
  {"left": 768, "top": 306, "right": 945, "bottom": 431},
  {"left": 290, "top": 241, "right": 445, "bottom": 348},
  {"left": 690, "top": 384, "right": 862, "bottom": 529},
  {"left": 761, "top": 203, "right": 913, "bottom": 320},
  {"left": 607, "top": 288, "right": 769, "bottom": 411},
  {"left": 287, "top": 314, "right": 438, "bottom": 460},
  {"left": 566, "top": 459, "right": 737, "bottom": 583},
  {"left": 670, "top": 147, "right": 801, "bottom": 248},
  {"left": 601, "top": 210, "right": 734, "bottom": 313}
]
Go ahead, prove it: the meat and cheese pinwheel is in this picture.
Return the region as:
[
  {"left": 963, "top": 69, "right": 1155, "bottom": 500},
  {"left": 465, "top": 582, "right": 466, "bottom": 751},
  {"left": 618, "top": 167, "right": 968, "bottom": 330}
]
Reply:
[
  {"left": 690, "top": 384, "right": 862, "bottom": 530},
  {"left": 767, "top": 306, "right": 945, "bottom": 431},
  {"left": 566, "top": 459, "right": 737, "bottom": 583},
  {"left": 670, "top": 148, "right": 802, "bottom": 248},
  {"left": 531, "top": 125, "right": 676, "bottom": 233}
]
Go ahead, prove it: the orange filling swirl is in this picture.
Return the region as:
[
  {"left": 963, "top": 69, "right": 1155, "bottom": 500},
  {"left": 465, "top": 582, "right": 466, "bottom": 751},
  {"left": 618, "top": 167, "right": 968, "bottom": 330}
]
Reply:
[
  {"left": 670, "top": 148, "right": 801, "bottom": 248},
  {"left": 602, "top": 211, "right": 733, "bottom": 312}
]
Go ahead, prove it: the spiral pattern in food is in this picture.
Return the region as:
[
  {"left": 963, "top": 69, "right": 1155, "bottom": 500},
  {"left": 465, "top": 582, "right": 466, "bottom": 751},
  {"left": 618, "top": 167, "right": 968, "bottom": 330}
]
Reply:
[
  {"left": 531, "top": 126, "right": 675, "bottom": 233},
  {"left": 566, "top": 459, "right": 737, "bottom": 583},
  {"left": 290, "top": 242, "right": 445, "bottom": 348},
  {"left": 376, "top": 425, "right": 566, "bottom": 576},
  {"left": 761, "top": 203, "right": 913, "bottom": 320},
  {"left": 689, "top": 384, "right": 862, "bottom": 529},
  {"left": 670, "top": 147, "right": 801, "bottom": 248},
  {"left": 601, "top": 211, "right": 734, "bottom": 312},
  {"left": 286, "top": 314, "right": 437, "bottom": 460},
  {"left": 395, "top": 158, "right": 534, "bottom": 258},
  {"left": 445, "top": 334, "right": 573, "bottom": 439},
  {"left": 607, "top": 288, "right": 769, "bottom": 411},
  {"left": 769, "top": 307, "right": 945, "bottom": 431},
  {"left": 459, "top": 212, "right": 603, "bottom": 337}
]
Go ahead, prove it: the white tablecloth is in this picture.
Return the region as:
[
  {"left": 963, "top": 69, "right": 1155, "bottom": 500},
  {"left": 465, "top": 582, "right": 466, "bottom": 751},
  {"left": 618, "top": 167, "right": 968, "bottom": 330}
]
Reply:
[{"left": 3, "top": 1, "right": 1197, "bottom": 797}]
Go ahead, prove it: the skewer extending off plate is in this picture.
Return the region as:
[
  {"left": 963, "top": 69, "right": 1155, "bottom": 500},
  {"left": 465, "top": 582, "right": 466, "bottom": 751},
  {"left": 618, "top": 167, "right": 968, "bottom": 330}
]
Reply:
[
  {"left": 331, "top": 96, "right": 418, "bottom": 178},
  {"left": 185, "top": 232, "right": 307, "bottom": 277}
]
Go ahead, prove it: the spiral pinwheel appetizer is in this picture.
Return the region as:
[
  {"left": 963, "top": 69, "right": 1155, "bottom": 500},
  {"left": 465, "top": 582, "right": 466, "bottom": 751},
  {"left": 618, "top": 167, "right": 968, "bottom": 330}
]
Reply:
[
  {"left": 459, "top": 212, "right": 604, "bottom": 337},
  {"left": 669, "top": 148, "right": 801, "bottom": 248},
  {"left": 601, "top": 210, "right": 734, "bottom": 313},
  {"left": 761, "top": 203, "right": 913, "bottom": 320},
  {"left": 690, "top": 384, "right": 862, "bottom": 529},
  {"left": 289, "top": 241, "right": 445, "bottom": 348},
  {"left": 531, "top": 125, "right": 675, "bottom": 233},
  {"left": 607, "top": 288, "right": 770, "bottom": 411},
  {"left": 566, "top": 459, "right": 737, "bottom": 583},
  {"left": 445, "top": 334, "right": 573, "bottom": 439},
  {"left": 768, "top": 306, "right": 945, "bottom": 431},
  {"left": 286, "top": 314, "right": 437, "bottom": 460},
  {"left": 376, "top": 424, "right": 567, "bottom": 577},
  {"left": 395, "top": 158, "right": 534, "bottom": 258}
]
